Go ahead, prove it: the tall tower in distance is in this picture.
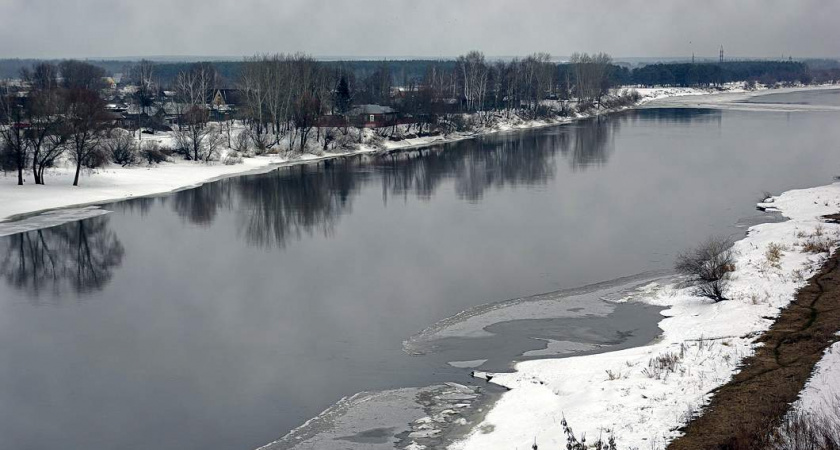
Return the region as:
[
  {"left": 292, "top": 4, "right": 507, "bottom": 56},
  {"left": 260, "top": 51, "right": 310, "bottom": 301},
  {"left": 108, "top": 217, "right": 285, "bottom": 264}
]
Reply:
[{"left": 719, "top": 45, "right": 724, "bottom": 63}]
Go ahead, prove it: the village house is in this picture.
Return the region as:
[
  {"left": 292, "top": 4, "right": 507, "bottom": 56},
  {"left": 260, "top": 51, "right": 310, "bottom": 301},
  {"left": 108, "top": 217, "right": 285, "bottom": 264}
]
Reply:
[{"left": 348, "top": 104, "right": 398, "bottom": 128}]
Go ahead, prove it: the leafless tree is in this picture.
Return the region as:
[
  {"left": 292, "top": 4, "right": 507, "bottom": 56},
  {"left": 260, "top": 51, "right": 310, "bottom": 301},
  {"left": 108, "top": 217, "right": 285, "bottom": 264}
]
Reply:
[
  {"left": 21, "top": 62, "right": 59, "bottom": 91},
  {"left": 25, "top": 89, "right": 68, "bottom": 184},
  {"left": 102, "top": 128, "right": 137, "bottom": 167},
  {"left": 174, "top": 106, "right": 222, "bottom": 162},
  {"left": 58, "top": 60, "right": 107, "bottom": 91},
  {"left": 675, "top": 236, "right": 735, "bottom": 302},
  {"left": 64, "top": 89, "right": 108, "bottom": 186},
  {"left": 131, "top": 59, "right": 157, "bottom": 132},
  {"left": 570, "top": 52, "right": 613, "bottom": 105},
  {"left": 175, "top": 62, "right": 217, "bottom": 108},
  {"left": 0, "top": 88, "right": 29, "bottom": 185},
  {"left": 457, "top": 51, "right": 489, "bottom": 112}
]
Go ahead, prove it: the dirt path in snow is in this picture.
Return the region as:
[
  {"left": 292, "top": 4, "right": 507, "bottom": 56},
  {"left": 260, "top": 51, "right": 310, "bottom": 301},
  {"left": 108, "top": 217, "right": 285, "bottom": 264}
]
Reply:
[{"left": 668, "top": 215, "right": 840, "bottom": 450}]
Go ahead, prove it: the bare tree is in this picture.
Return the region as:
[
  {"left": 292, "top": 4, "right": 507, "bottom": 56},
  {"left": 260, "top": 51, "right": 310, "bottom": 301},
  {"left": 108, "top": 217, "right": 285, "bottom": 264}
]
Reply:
[
  {"left": 102, "top": 128, "right": 137, "bottom": 167},
  {"left": 570, "top": 52, "right": 613, "bottom": 105},
  {"left": 131, "top": 59, "right": 157, "bottom": 135},
  {"left": 675, "top": 236, "right": 735, "bottom": 302},
  {"left": 64, "top": 89, "right": 108, "bottom": 186},
  {"left": 293, "top": 92, "right": 320, "bottom": 152},
  {"left": 58, "top": 60, "right": 107, "bottom": 91},
  {"left": 0, "top": 89, "right": 29, "bottom": 185},
  {"left": 25, "top": 89, "right": 68, "bottom": 184},
  {"left": 21, "top": 62, "right": 59, "bottom": 91},
  {"left": 174, "top": 106, "right": 221, "bottom": 162},
  {"left": 457, "top": 51, "right": 489, "bottom": 112}
]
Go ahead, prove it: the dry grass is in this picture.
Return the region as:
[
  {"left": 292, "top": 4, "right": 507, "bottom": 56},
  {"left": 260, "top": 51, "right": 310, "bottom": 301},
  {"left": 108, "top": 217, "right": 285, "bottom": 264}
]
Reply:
[
  {"left": 642, "top": 350, "right": 684, "bottom": 380},
  {"left": 668, "top": 234, "right": 840, "bottom": 450},
  {"left": 765, "top": 242, "right": 787, "bottom": 268},
  {"left": 765, "top": 405, "right": 840, "bottom": 450}
]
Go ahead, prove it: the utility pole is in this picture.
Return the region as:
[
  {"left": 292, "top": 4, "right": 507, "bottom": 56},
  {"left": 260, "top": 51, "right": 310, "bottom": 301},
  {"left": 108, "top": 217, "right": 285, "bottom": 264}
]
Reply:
[{"left": 719, "top": 45, "right": 724, "bottom": 63}]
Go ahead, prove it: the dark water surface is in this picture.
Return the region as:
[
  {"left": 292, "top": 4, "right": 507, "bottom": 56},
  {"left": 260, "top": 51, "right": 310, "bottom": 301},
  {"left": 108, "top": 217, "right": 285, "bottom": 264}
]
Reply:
[{"left": 3, "top": 104, "right": 840, "bottom": 450}]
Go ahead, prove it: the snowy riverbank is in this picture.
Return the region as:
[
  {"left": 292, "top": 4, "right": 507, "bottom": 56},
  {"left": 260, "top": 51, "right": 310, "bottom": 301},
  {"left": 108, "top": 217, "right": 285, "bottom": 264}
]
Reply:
[
  {"left": 449, "top": 183, "right": 840, "bottom": 450},
  {"left": 0, "top": 82, "right": 791, "bottom": 228}
]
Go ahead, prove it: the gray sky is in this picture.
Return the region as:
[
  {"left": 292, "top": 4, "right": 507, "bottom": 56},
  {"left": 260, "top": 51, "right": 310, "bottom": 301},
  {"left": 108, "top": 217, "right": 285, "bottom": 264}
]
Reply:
[{"left": 2, "top": 0, "right": 839, "bottom": 59}]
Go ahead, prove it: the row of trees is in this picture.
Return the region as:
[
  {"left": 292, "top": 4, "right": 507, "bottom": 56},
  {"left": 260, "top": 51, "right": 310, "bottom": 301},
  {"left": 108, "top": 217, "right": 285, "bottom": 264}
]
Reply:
[
  {"left": 1, "top": 64, "right": 111, "bottom": 186},
  {"left": 7, "top": 52, "right": 826, "bottom": 189},
  {"left": 238, "top": 54, "right": 329, "bottom": 151}
]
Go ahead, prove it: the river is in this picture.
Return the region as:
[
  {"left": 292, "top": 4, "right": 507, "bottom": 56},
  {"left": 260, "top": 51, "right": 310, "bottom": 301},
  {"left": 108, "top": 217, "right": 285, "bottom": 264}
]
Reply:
[{"left": 2, "top": 89, "right": 840, "bottom": 449}]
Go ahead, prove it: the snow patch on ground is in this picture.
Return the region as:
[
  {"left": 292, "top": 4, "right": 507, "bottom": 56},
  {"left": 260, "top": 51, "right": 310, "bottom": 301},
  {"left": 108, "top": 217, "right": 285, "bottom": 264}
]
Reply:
[
  {"left": 450, "top": 182, "right": 840, "bottom": 450},
  {"left": 792, "top": 339, "right": 840, "bottom": 419}
]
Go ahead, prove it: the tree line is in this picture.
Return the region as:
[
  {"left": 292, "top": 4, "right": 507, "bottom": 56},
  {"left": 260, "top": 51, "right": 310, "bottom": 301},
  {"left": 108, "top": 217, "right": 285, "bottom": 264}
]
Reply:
[{"left": 3, "top": 52, "right": 838, "bottom": 188}]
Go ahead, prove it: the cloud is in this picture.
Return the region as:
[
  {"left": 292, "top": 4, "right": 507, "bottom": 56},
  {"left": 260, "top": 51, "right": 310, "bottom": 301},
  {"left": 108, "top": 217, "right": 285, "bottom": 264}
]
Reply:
[{"left": 0, "top": 0, "right": 837, "bottom": 59}]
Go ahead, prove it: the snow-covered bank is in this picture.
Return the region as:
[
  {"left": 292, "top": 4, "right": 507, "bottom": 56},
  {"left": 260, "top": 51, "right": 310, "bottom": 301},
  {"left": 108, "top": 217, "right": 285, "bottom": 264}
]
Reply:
[
  {"left": 790, "top": 337, "right": 840, "bottom": 421},
  {"left": 643, "top": 84, "right": 840, "bottom": 110},
  {"left": 450, "top": 183, "right": 840, "bottom": 450},
  {"left": 0, "top": 82, "right": 782, "bottom": 227}
]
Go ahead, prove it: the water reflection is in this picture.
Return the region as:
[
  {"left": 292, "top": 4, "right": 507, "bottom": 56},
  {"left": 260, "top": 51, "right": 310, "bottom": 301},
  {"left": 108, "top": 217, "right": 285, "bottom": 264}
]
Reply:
[
  {"left": 162, "top": 117, "right": 623, "bottom": 248},
  {"left": 236, "top": 164, "right": 361, "bottom": 248},
  {"left": 559, "top": 115, "right": 621, "bottom": 170},
  {"left": 0, "top": 217, "right": 125, "bottom": 298},
  {"left": 172, "top": 182, "right": 233, "bottom": 226},
  {"left": 633, "top": 107, "right": 722, "bottom": 124}
]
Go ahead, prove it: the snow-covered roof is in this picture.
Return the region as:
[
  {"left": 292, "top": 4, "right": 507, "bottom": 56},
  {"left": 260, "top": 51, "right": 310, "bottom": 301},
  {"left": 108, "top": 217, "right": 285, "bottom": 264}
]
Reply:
[{"left": 350, "top": 104, "right": 396, "bottom": 115}]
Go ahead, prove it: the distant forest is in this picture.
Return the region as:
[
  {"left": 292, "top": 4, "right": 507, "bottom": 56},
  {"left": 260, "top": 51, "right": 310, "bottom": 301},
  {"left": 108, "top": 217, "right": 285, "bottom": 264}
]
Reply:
[{"left": 1, "top": 58, "right": 838, "bottom": 88}]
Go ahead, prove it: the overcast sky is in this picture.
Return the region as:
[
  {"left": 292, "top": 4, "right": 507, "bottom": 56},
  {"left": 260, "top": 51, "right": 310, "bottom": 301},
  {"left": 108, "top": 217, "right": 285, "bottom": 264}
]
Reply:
[{"left": 2, "top": 0, "right": 839, "bottom": 60}]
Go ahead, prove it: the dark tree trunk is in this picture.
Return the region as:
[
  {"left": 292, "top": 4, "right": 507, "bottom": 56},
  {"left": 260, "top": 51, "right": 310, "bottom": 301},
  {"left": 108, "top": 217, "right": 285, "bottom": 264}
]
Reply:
[{"left": 73, "top": 159, "right": 81, "bottom": 186}]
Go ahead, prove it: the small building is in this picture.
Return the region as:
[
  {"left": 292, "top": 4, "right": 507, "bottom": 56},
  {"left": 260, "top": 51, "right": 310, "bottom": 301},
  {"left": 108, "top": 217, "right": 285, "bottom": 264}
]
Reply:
[
  {"left": 349, "top": 104, "right": 397, "bottom": 128},
  {"left": 211, "top": 89, "right": 242, "bottom": 120}
]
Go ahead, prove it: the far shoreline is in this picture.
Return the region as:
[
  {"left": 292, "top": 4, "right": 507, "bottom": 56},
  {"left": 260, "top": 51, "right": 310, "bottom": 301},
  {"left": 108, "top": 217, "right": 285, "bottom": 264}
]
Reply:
[{"left": 1, "top": 84, "right": 837, "bottom": 232}]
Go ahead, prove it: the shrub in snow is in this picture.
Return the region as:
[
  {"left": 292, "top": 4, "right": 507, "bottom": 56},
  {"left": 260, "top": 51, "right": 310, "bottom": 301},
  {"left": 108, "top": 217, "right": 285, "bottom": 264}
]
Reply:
[
  {"left": 449, "top": 114, "right": 477, "bottom": 133},
  {"left": 365, "top": 133, "right": 386, "bottom": 150},
  {"left": 81, "top": 146, "right": 109, "bottom": 169},
  {"left": 560, "top": 416, "right": 617, "bottom": 450},
  {"left": 232, "top": 130, "right": 251, "bottom": 154},
  {"left": 675, "top": 236, "right": 735, "bottom": 302},
  {"left": 576, "top": 100, "right": 597, "bottom": 115},
  {"left": 0, "top": 141, "right": 18, "bottom": 173},
  {"left": 334, "top": 129, "right": 358, "bottom": 152},
  {"left": 765, "top": 404, "right": 840, "bottom": 450},
  {"left": 249, "top": 130, "right": 272, "bottom": 155},
  {"left": 140, "top": 141, "right": 168, "bottom": 165},
  {"left": 103, "top": 129, "right": 139, "bottom": 167},
  {"left": 221, "top": 151, "right": 243, "bottom": 165},
  {"left": 765, "top": 242, "right": 787, "bottom": 268},
  {"left": 798, "top": 224, "right": 837, "bottom": 254}
]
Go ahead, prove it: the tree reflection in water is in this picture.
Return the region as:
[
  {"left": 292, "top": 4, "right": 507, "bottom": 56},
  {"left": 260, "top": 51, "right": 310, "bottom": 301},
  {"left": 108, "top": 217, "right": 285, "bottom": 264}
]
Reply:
[
  {"left": 167, "top": 118, "right": 628, "bottom": 248},
  {"left": 171, "top": 181, "right": 233, "bottom": 226},
  {"left": 0, "top": 216, "right": 125, "bottom": 298}
]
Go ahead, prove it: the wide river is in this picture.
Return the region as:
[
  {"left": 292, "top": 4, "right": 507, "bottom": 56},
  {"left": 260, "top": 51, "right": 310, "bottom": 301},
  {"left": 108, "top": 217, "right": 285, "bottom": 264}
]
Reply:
[{"left": 1, "top": 89, "right": 840, "bottom": 449}]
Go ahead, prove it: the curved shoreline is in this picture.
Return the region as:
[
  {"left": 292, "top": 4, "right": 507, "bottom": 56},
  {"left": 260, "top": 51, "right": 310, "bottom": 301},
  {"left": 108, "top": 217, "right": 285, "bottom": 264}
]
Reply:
[
  {"left": 449, "top": 182, "right": 840, "bottom": 449},
  {"left": 5, "top": 84, "right": 833, "bottom": 230}
]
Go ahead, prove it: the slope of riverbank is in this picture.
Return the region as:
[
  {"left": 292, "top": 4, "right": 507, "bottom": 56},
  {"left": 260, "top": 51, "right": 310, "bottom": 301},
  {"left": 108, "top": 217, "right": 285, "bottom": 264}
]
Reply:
[
  {"left": 669, "top": 218, "right": 840, "bottom": 448},
  {"left": 0, "top": 83, "right": 777, "bottom": 229},
  {"left": 450, "top": 183, "right": 840, "bottom": 450}
]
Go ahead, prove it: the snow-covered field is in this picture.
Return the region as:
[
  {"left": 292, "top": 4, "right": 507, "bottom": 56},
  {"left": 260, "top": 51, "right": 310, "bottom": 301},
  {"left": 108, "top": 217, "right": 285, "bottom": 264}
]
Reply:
[
  {"left": 1, "top": 81, "right": 800, "bottom": 227},
  {"left": 449, "top": 183, "right": 840, "bottom": 450}
]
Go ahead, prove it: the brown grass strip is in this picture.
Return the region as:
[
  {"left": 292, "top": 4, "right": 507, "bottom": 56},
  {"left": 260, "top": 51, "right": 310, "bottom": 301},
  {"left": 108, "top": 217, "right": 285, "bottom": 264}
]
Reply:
[{"left": 667, "top": 214, "right": 840, "bottom": 450}]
